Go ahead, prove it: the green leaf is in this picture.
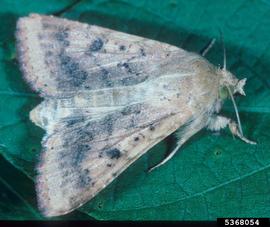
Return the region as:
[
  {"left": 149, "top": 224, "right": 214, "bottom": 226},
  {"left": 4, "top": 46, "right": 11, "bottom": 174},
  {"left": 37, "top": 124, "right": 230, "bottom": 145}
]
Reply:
[
  {"left": 0, "top": 155, "right": 42, "bottom": 220},
  {"left": 1, "top": 0, "right": 270, "bottom": 220}
]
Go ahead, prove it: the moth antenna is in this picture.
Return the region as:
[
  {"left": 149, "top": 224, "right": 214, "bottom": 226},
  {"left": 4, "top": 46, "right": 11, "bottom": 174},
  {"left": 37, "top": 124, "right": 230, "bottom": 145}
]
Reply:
[
  {"left": 226, "top": 85, "right": 243, "bottom": 136},
  {"left": 219, "top": 30, "right": 227, "bottom": 71},
  {"left": 223, "top": 41, "right": 226, "bottom": 71},
  {"left": 201, "top": 38, "right": 216, "bottom": 56}
]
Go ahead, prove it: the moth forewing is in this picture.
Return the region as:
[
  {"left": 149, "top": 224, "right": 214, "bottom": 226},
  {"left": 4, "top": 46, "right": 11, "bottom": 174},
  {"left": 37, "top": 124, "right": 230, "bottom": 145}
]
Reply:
[
  {"left": 37, "top": 109, "right": 189, "bottom": 216},
  {"left": 16, "top": 13, "right": 254, "bottom": 217}
]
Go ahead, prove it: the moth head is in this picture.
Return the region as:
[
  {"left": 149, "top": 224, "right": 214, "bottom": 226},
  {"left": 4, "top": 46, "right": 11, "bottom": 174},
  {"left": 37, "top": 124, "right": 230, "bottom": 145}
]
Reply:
[
  {"left": 218, "top": 68, "right": 247, "bottom": 138},
  {"left": 217, "top": 36, "right": 246, "bottom": 98},
  {"left": 218, "top": 68, "right": 247, "bottom": 99}
]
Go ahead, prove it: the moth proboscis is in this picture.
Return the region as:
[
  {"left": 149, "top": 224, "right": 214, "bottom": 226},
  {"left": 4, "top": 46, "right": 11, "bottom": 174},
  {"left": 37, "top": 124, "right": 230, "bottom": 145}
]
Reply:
[{"left": 15, "top": 14, "right": 256, "bottom": 217}]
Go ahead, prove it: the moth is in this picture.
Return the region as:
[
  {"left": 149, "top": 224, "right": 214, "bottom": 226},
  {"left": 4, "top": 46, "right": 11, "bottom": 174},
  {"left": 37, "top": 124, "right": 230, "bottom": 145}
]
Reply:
[{"left": 16, "top": 14, "right": 256, "bottom": 217}]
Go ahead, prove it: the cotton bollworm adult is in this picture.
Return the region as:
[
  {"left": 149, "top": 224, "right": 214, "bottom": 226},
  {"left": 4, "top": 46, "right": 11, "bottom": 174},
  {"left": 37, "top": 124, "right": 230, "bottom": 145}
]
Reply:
[{"left": 16, "top": 14, "right": 255, "bottom": 217}]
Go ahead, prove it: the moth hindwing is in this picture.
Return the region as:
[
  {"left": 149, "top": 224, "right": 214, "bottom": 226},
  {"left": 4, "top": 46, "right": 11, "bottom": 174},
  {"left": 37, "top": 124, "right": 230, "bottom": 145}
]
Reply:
[{"left": 16, "top": 13, "right": 252, "bottom": 217}]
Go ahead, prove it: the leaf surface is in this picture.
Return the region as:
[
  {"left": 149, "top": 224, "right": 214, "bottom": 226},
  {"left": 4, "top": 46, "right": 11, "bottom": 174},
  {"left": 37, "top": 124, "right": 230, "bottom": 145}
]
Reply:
[{"left": 0, "top": 0, "right": 270, "bottom": 220}]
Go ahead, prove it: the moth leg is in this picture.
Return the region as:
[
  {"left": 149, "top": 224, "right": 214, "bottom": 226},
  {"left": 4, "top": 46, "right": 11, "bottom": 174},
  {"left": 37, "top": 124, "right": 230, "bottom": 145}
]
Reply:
[
  {"left": 200, "top": 38, "right": 216, "bottom": 56},
  {"left": 207, "top": 115, "right": 256, "bottom": 145},
  {"left": 148, "top": 142, "right": 182, "bottom": 172},
  {"left": 149, "top": 120, "right": 204, "bottom": 172}
]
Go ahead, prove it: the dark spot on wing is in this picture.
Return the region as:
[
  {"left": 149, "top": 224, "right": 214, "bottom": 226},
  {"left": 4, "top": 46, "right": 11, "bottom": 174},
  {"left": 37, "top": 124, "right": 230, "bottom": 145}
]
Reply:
[
  {"left": 77, "top": 168, "right": 92, "bottom": 188},
  {"left": 59, "top": 146, "right": 92, "bottom": 188},
  {"left": 149, "top": 125, "right": 155, "bottom": 131},
  {"left": 66, "top": 117, "right": 85, "bottom": 127},
  {"left": 70, "top": 144, "right": 91, "bottom": 167},
  {"left": 117, "top": 62, "right": 133, "bottom": 73},
  {"left": 42, "top": 22, "right": 57, "bottom": 29},
  {"left": 89, "top": 38, "right": 103, "bottom": 52},
  {"left": 163, "top": 84, "right": 169, "bottom": 89},
  {"left": 140, "top": 48, "right": 146, "bottom": 56},
  {"left": 55, "top": 32, "right": 67, "bottom": 41},
  {"left": 62, "top": 169, "right": 71, "bottom": 178},
  {"left": 123, "top": 63, "right": 132, "bottom": 73},
  {"left": 78, "top": 129, "right": 94, "bottom": 141},
  {"left": 129, "top": 116, "right": 136, "bottom": 128},
  {"left": 44, "top": 59, "right": 50, "bottom": 66},
  {"left": 121, "top": 104, "right": 142, "bottom": 115},
  {"left": 54, "top": 28, "right": 70, "bottom": 47},
  {"left": 101, "top": 68, "right": 109, "bottom": 78},
  {"left": 58, "top": 51, "right": 88, "bottom": 87},
  {"left": 107, "top": 163, "right": 112, "bottom": 167},
  {"left": 119, "top": 45, "right": 126, "bottom": 51},
  {"left": 99, "top": 67, "right": 113, "bottom": 87},
  {"left": 106, "top": 148, "right": 121, "bottom": 159},
  {"left": 121, "top": 76, "right": 148, "bottom": 86},
  {"left": 59, "top": 141, "right": 89, "bottom": 163},
  {"left": 63, "top": 40, "right": 70, "bottom": 47},
  {"left": 59, "top": 176, "right": 71, "bottom": 188},
  {"left": 45, "top": 50, "right": 53, "bottom": 57},
  {"left": 69, "top": 196, "right": 80, "bottom": 209},
  {"left": 101, "top": 115, "right": 114, "bottom": 136},
  {"left": 42, "top": 22, "right": 50, "bottom": 29}
]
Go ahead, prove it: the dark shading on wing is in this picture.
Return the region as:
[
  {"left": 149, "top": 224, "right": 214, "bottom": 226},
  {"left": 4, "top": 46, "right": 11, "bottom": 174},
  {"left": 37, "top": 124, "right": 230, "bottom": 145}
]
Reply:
[
  {"left": 36, "top": 102, "right": 190, "bottom": 216},
  {"left": 16, "top": 14, "right": 196, "bottom": 97}
]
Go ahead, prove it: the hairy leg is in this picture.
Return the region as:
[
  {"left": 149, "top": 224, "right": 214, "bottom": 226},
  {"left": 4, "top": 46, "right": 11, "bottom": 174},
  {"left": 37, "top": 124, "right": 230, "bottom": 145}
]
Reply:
[{"left": 207, "top": 115, "right": 256, "bottom": 145}]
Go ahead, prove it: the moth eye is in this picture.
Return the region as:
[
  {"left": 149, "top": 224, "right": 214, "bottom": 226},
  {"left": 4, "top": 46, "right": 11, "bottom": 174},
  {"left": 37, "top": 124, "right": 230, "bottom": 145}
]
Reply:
[{"left": 219, "top": 86, "right": 229, "bottom": 99}]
